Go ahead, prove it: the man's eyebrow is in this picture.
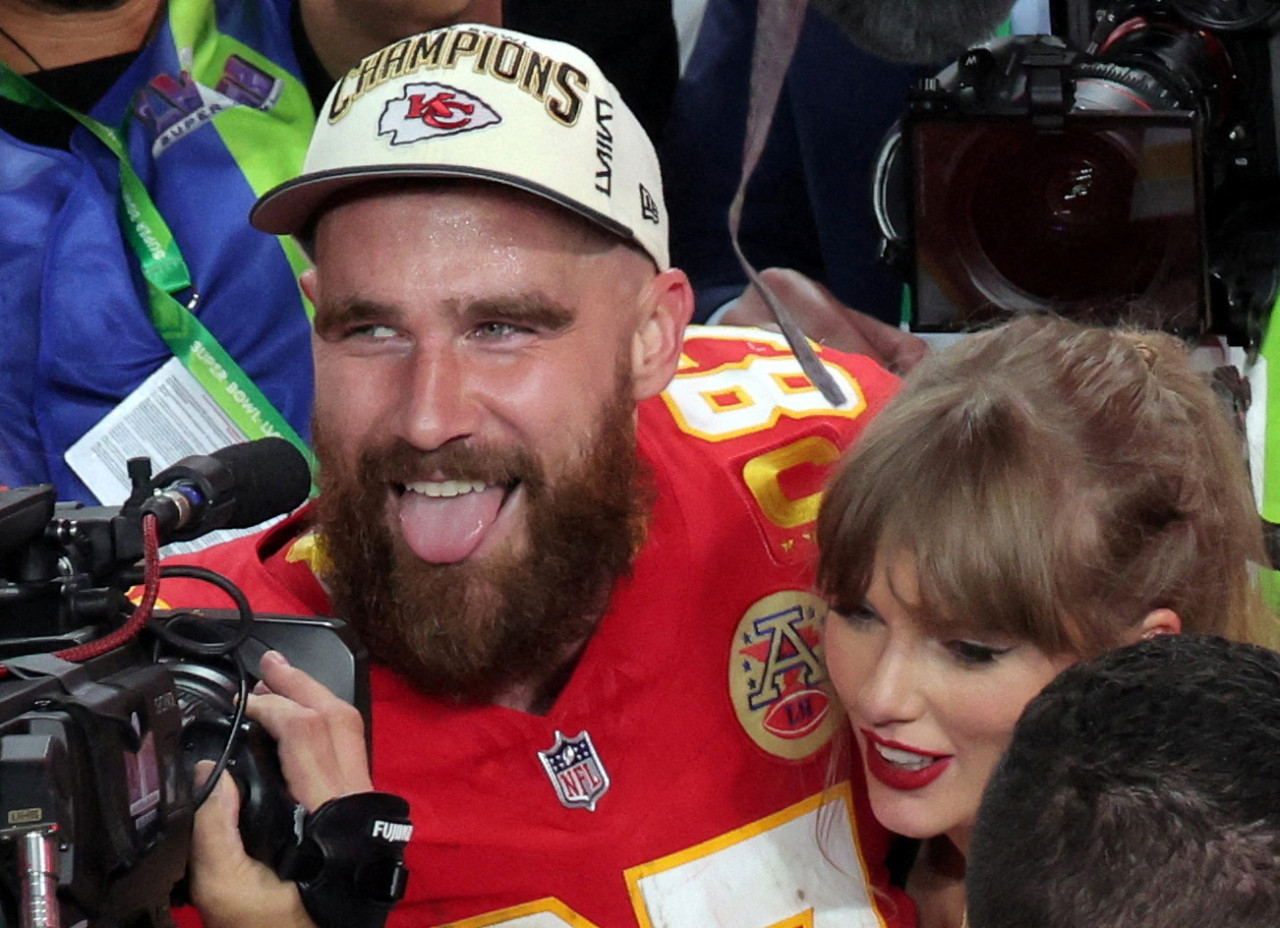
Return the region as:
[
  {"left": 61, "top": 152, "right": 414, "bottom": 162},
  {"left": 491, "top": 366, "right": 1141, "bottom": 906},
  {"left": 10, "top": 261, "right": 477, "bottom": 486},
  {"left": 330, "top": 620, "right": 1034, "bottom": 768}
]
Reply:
[
  {"left": 463, "top": 294, "right": 576, "bottom": 332},
  {"left": 314, "top": 294, "right": 578, "bottom": 334},
  {"left": 314, "top": 298, "right": 401, "bottom": 332}
]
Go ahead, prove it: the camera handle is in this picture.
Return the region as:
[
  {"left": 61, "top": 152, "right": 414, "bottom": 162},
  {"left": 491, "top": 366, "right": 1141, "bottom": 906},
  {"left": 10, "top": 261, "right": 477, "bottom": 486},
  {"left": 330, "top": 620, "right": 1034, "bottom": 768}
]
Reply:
[
  {"left": 0, "top": 727, "right": 72, "bottom": 928},
  {"left": 16, "top": 829, "right": 58, "bottom": 928}
]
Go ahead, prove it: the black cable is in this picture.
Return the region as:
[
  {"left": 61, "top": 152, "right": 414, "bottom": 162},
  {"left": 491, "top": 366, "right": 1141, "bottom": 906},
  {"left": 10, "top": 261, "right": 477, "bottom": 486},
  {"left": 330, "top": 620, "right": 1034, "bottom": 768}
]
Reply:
[
  {"left": 149, "top": 564, "right": 255, "bottom": 656},
  {"left": 190, "top": 651, "right": 252, "bottom": 810},
  {"left": 144, "top": 565, "right": 257, "bottom": 809}
]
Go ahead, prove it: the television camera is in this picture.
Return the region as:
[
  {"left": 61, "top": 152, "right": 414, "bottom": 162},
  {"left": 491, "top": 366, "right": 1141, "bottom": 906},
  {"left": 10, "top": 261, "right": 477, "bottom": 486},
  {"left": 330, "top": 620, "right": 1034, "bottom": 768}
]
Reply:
[
  {"left": 0, "top": 438, "right": 391, "bottom": 928},
  {"left": 875, "top": 0, "right": 1280, "bottom": 342}
]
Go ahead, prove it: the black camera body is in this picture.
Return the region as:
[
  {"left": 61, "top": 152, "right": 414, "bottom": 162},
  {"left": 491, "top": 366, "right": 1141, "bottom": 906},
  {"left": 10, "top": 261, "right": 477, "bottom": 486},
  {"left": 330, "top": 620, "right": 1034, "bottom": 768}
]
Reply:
[
  {"left": 0, "top": 615, "right": 366, "bottom": 928},
  {"left": 0, "top": 643, "right": 192, "bottom": 928},
  {"left": 0, "top": 442, "right": 363, "bottom": 928},
  {"left": 877, "top": 0, "right": 1280, "bottom": 340}
]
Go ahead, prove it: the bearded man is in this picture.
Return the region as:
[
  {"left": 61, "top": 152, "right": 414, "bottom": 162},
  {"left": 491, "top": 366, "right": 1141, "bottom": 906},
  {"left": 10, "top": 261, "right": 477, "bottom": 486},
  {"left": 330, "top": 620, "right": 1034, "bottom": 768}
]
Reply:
[{"left": 158, "top": 23, "right": 911, "bottom": 928}]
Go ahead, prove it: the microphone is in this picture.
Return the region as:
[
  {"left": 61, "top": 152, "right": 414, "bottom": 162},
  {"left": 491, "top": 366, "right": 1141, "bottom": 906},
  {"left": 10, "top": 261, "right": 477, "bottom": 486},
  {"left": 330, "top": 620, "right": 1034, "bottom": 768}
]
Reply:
[
  {"left": 141, "top": 437, "right": 312, "bottom": 543},
  {"left": 809, "top": 0, "right": 1020, "bottom": 64}
]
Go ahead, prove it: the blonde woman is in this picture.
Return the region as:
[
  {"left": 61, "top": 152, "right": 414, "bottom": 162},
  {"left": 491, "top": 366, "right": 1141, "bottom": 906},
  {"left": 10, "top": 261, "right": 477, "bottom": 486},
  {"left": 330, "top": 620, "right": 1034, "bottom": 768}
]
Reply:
[{"left": 816, "top": 314, "right": 1275, "bottom": 927}]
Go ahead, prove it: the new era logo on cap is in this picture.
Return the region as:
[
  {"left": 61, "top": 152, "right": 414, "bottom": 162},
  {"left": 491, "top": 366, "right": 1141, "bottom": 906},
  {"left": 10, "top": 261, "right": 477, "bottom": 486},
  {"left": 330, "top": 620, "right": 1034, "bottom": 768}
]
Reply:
[
  {"left": 640, "top": 184, "right": 660, "bottom": 224},
  {"left": 378, "top": 83, "right": 502, "bottom": 145}
]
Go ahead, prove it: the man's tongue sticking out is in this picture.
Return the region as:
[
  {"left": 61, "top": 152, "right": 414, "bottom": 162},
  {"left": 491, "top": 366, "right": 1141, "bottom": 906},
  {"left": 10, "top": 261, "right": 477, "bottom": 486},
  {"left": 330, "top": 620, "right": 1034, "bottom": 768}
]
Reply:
[{"left": 397, "top": 481, "right": 508, "bottom": 563}]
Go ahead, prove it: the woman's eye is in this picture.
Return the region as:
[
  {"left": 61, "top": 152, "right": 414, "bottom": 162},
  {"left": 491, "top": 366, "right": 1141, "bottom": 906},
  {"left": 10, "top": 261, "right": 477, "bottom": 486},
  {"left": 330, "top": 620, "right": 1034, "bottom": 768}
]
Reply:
[
  {"left": 841, "top": 605, "right": 883, "bottom": 627},
  {"left": 944, "top": 640, "right": 1012, "bottom": 666}
]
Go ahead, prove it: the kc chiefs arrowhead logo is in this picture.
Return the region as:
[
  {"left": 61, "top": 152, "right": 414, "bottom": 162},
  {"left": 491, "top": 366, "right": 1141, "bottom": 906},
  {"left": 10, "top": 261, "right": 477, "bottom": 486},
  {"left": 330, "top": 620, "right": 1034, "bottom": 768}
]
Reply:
[{"left": 377, "top": 82, "right": 502, "bottom": 145}]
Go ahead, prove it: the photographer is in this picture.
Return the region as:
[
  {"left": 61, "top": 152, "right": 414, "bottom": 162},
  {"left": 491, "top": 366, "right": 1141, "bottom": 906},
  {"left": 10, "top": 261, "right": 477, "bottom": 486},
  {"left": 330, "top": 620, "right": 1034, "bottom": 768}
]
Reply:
[{"left": 158, "top": 24, "right": 914, "bottom": 928}]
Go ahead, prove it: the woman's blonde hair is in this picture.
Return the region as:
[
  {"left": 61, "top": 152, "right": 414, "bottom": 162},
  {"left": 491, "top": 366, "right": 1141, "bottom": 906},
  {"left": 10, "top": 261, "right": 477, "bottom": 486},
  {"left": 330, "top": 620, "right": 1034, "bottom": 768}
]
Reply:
[{"left": 817, "top": 314, "right": 1275, "bottom": 654}]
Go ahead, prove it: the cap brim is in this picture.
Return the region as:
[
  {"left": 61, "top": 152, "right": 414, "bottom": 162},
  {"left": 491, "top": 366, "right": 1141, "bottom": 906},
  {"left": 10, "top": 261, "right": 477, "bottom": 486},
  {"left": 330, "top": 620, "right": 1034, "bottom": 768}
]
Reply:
[{"left": 250, "top": 165, "right": 636, "bottom": 247}]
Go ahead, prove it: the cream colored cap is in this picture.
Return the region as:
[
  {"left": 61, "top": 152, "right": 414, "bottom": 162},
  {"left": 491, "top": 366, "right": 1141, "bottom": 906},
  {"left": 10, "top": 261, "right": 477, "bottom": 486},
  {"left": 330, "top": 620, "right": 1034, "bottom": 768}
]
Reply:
[{"left": 251, "top": 24, "right": 669, "bottom": 269}]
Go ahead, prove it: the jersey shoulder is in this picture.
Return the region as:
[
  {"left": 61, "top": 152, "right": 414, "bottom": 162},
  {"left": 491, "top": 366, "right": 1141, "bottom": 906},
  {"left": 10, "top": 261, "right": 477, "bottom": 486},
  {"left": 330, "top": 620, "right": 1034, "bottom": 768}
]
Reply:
[
  {"left": 156, "top": 507, "right": 325, "bottom": 616},
  {"left": 646, "top": 324, "right": 899, "bottom": 451},
  {"left": 636, "top": 325, "right": 899, "bottom": 567}
]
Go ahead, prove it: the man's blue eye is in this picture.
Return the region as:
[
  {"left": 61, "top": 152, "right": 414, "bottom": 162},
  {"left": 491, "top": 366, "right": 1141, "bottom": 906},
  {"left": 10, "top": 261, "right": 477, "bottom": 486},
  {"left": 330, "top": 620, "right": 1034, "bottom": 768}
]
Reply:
[
  {"left": 348, "top": 324, "right": 398, "bottom": 339},
  {"left": 473, "top": 321, "right": 523, "bottom": 339}
]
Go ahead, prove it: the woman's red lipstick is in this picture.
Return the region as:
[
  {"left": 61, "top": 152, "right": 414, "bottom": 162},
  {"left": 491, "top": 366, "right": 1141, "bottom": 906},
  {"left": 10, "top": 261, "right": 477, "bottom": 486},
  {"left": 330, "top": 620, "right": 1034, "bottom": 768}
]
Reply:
[{"left": 860, "top": 729, "right": 952, "bottom": 791}]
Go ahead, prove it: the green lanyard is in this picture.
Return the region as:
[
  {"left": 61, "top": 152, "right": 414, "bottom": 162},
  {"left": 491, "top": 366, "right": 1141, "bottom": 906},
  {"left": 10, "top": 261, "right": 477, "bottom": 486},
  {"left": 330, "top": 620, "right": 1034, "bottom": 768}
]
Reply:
[{"left": 0, "top": 59, "right": 316, "bottom": 474}]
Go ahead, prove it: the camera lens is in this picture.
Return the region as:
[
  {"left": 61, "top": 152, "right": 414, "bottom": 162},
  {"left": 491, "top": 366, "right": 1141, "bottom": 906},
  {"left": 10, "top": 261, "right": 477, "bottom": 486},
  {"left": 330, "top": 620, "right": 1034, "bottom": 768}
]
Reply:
[
  {"left": 1084, "top": 12, "right": 1233, "bottom": 121},
  {"left": 911, "top": 116, "right": 1202, "bottom": 328},
  {"left": 970, "top": 128, "right": 1156, "bottom": 299}
]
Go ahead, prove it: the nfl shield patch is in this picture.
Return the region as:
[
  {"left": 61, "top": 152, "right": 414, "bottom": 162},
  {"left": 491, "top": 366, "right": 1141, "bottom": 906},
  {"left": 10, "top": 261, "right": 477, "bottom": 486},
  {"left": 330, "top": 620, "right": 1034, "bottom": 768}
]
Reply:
[{"left": 538, "top": 730, "right": 610, "bottom": 811}]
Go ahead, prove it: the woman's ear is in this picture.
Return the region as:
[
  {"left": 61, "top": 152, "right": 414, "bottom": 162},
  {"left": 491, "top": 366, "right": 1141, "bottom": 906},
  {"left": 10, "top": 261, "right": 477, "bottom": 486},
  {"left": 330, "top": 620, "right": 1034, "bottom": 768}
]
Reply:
[
  {"left": 631, "top": 268, "right": 695, "bottom": 401},
  {"left": 1136, "top": 607, "right": 1183, "bottom": 641}
]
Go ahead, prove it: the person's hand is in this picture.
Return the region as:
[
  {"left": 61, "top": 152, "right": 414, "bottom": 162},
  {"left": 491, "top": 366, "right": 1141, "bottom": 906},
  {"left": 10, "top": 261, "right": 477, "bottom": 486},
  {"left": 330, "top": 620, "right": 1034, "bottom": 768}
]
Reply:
[
  {"left": 187, "top": 651, "right": 373, "bottom": 928},
  {"left": 245, "top": 650, "right": 373, "bottom": 809},
  {"left": 719, "top": 267, "right": 927, "bottom": 375},
  {"left": 188, "top": 767, "right": 317, "bottom": 928}
]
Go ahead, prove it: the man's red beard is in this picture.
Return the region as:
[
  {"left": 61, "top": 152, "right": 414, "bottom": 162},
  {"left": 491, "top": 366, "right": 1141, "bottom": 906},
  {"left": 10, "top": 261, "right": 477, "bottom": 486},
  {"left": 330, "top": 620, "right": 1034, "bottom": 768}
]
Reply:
[{"left": 312, "top": 379, "right": 649, "bottom": 705}]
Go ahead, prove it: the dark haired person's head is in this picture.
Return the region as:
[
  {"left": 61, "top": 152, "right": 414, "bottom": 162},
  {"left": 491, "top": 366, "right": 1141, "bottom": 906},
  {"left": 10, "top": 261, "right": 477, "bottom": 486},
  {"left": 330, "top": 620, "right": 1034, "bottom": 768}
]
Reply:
[{"left": 969, "top": 634, "right": 1280, "bottom": 928}]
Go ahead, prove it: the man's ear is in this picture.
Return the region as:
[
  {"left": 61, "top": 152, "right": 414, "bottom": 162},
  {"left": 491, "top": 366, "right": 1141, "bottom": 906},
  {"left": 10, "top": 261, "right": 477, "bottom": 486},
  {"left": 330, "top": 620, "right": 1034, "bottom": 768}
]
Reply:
[
  {"left": 1135, "top": 607, "right": 1183, "bottom": 641},
  {"left": 631, "top": 268, "right": 695, "bottom": 401},
  {"left": 300, "top": 268, "right": 320, "bottom": 308}
]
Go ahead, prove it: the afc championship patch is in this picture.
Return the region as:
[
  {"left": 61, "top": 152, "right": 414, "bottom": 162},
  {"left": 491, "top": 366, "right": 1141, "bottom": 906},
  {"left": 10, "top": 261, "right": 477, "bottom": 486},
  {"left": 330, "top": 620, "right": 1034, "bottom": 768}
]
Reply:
[
  {"left": 538, "top": 730, "right": 611, "bottom": 811},
  {"left": 729, "top": 591, "right": 839, "bottom": 760}
]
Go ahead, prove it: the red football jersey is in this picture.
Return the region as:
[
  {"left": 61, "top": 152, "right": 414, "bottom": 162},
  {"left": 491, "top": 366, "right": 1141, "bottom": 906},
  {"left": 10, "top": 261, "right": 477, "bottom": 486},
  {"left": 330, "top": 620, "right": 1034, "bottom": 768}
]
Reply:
[{"left": 163, "top": 327, "right": 913, "bottom": 928}]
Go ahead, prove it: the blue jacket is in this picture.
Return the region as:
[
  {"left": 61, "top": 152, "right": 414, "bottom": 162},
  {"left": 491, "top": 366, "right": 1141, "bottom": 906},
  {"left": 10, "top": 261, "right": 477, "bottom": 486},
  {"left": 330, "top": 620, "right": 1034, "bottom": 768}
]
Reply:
[{"left": 0, "top": 0, "right": 315, "bottom": 502}]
